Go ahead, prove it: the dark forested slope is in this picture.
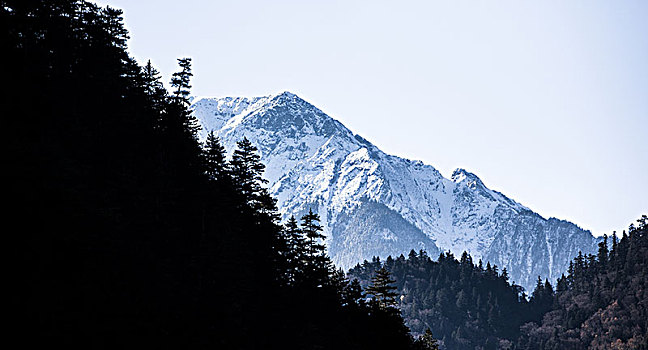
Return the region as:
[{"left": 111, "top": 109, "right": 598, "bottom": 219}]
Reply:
[
  {"left": 517, "top": 216, "right": 648, "bottom": 350},
  {"left": 5, "top": 1, "right": 424, "bottom": 349},
  {"left": 350, "top": 216, "right": 648, "bottom": 350},
  {"left": 350, "top": 251, "right": 538, "bottom": 349}
]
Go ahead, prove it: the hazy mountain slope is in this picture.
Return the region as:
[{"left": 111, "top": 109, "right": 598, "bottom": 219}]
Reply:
[{"left": 192, "top": 91, "right": 599, "bottom": 290}]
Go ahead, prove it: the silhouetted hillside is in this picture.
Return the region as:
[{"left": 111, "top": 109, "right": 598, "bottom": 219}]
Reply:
[{"left": 6, "top": 1, "right": 422, "bottom": 348}]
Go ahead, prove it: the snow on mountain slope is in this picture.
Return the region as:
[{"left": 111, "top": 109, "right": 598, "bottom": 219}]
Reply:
[{"left": 192, "top": 91, "right": 599, "bottom": 291}]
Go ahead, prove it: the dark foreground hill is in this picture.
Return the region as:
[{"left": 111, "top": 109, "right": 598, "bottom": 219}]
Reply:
[{"left": 5, "top": 1, "right": 425, "bottom": 349}]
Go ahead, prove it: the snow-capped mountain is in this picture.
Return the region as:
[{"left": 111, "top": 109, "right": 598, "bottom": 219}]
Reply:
[{"left": 192, "top": 91, "right": 599, "bottom": 291}]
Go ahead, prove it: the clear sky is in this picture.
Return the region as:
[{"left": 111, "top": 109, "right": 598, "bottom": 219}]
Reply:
[{"left": 94, "top": 0, "right": 647, "bottom": 236}]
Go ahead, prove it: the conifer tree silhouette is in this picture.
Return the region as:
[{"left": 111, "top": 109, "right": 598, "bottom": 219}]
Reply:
[
  {"left": 367, "top": 267, "right": 398, "bottom": 309},
  {"left": 204, "top": 130, "right": 226, "bottom": 181}
]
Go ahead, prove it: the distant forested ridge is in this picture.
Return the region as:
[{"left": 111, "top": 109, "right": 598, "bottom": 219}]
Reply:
[
  {"left": 5, "top": 1, "right": 431, "bottom": 348},
  {"left": 350, "top": 251, "right": 538, "bottom": 349},
  {"left": 517, "top": 216, "right": 647, "bottom": 350},
  {"left": 349, "top": 216, "right": 648, "bottom": 350}
]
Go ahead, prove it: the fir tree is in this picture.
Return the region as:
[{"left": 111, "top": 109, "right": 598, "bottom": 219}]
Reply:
[
  {"left": 415, "top": 329, "right": 440, "bottom": 350},
  {"left": 283, "top": 215, "right": 306, "bottom": 284},
  {"left": 170, "top": 57, "right": 193, "bottom": 102},
  {"left": 366, "top": 267, "right": 399, "bottom": 310},
  {"left": 501, "top": 267, "right": 509, "bottom": 283},
  {"left": 597, "top": 233, "right": 609, "bottom": 269},
  {"left": 300, "top": 209, "right": 330, "bottom": 286},
  {"left": 229, "top": 137, "right": 277, "bottom": 214},
  {"left": 344, "top": 279, "right": 365, "bottom": 307},
  {"left": 142, "top": 60, "right": 167, "bottom": 116},
  {"left": 556, "top": 273, "right": 568, "bottom": 292},
  {"left": 301, "top": 209, "right": 326, "bottom": 259},
  {"left": 169, "top": 58, "right": 200, "bottom": 139},
  {"left": 101, "top": 6, "right": 129, "bottom": 48},
  {"left": 203, "top": 130, "right": 226, "bottom": 181}
]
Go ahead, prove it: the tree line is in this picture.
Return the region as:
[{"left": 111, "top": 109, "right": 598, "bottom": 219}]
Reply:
[
  {"left": 350, "top": 250, "right": 537, "bottom": 349},
  {"left": 349, "top": 216, "right": 648, "bottom": 350},
  {"left": 517, "top": 216, "right": 647, "bottom": 349}
]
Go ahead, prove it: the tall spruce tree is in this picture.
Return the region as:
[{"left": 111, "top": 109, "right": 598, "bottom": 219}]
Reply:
[
  {"left": 284, "top": 215, "right": 306, "bottom": 284},
  {"left": 229, "top": 137, "right": 278, "bottom": 216},
  {"left": 167, "top": 58, "right": 200, "bottom": 151},
  {"left": 366, "top": 267, "right": 399, "bottom": 310},
  {"left": 300, "top": 209, "right": 330, "bottom": 286},
  {"left": 301, "top": 209, "right": 325, "bottom": 258},
  {"left": 142, "top": 60, "right": 167, "bottom": 116},
  {"left": 230, "top": 137, "right": 266, "bottom": 197},
  {"left": 598, "top": 233, "right": 609, "bottom": 269},
  {"left": 204, "top": 130, "right": 226, "bottom": 181},
  {"left": 170, "top": 57, "right": 193, "bottom": 101}
]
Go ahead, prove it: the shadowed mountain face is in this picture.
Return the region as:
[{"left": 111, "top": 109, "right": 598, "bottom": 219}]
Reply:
[{"left": 193, "top": 91, "right": 599, "bottom": 291}]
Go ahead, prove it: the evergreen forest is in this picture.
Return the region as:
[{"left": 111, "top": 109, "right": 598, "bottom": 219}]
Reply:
[{"left": 350, "top": 217, "right": 648, "bottom": 349}]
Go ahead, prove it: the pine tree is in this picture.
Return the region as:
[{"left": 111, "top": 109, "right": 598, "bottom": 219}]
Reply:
[
  {"left": 301, "top": 209, "right": 325, "bottom": 259},
  {"left": 556, "top": 274, "right": 568, "bottom": 292},
  {"left": 204, "top": 131, "right": 226, "bottom": 181},
  {"left": 543, "top": 278, "right": 554, "bottom": 296},
  {"left": 330, "top": 267, "right": 351, "bottom": 303},
  {"left": 408, "top": 249, "right": 418, "bottom": 261},
  {"left": 285, "top": 216, "right": 305, "bottom": 252},
  {"left": 597, "top": 234, "right": 609, "bottom": 269},
  {"left": 611, "top": 231, "right": 619, "bottom": 260},
  {"left": 501, "top": 267, "right": 509, "bottom": 283},
  {"left": 460, "top": 251, "right": 470, "bottom": 264},
  {"left": 367, "top": 267, "right": 399, "bottom": 310},
  {"left": 142, "top": 60, "right": 167, "bottom": 116},
  {"left": 283, "top": 216, "right": 305, "bottom": 284},
  {"left": 101, "top": 6, "right": 129, "bottom": 48},
  {"left": 229, "top": 137, "right": 278, "bottom": 216},
  {"left": 300, "top": 209, "right": 330, "bottom": 286},
  {"left": 344, "top": 279, "right": 365, "bottom": 307},
  {"left": 168, "top": 58, "right": 200, "bottom": 139},
  {"left": 170, "top": 57, "right": 193, "bottom": 102},
  {"left": 415, "top": 329, "right": 440, "bottom": 350},
  {"left": 154, "top": 57, "right": 202, "bottom": 189},
  {"left": 531, "top": 276, "right": 544, "bottom": 301},
  {"left": 230, "top": 139, "right": 265, "bottom": 195}
]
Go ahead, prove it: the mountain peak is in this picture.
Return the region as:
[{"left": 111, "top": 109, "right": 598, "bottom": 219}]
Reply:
[
  {"left": 192, "top": 93, "right": 597, "bottom": 291},
  {"left": 269, "top": 91, "right": 307, "bottom": 105},
  {"left": 273, "top": 90, "right": 298, "bottom": 99},
  {"left": 451, "top": 168, "right": 483, "bottom": 186}
]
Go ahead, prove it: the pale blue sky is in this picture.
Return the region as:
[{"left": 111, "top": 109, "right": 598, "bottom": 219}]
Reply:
[{"left": 95, "top": 0, "right": 647, "bottom": 236}]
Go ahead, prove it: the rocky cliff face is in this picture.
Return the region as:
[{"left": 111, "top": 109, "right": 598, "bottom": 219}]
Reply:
[{"left": 192, "top": 91, "right": 599, "bottom": 291}]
